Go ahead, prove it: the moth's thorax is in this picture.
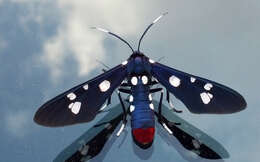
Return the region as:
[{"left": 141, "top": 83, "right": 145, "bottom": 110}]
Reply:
[{"left": 127, "top": 51, "right": 152, "bottom": 76}]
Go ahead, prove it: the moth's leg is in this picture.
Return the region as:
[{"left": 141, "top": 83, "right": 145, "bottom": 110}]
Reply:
[
  {"left": 118, "top": 88, "right": 131, "bottom": 94},
  {"left": 117, "top": 91, "right": 127, "bottom": 137},
  {"left": 150, "top": 88, "right": 163, "bottom": 94},
  {"left": 156, "top": 90, "right": 173, "bottom": 135},
  {"left": 156, "top": 90, "right": 181, "bottom": 135},
  {"left": 166, "top": 90, "right": 182, "bottom": 113},
  {"left": 158, "top": 90, "right": 163, "bottom": 122},
  {"left": 120, "top": 82, "right": 131, "bottom": 87},
  {"left": 98, "top": 95, "right": 112, "bottom": 112},
  {"left": 150, "top": 80, "right": 159, "bottom": 86}
]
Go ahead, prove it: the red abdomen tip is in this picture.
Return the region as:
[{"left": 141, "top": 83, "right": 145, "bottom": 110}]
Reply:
[{"left": 132, "top": 127, "right": 155, "bottom": 144}]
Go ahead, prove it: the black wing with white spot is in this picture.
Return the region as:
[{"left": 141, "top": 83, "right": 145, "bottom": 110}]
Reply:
[
  {"left": 34, "top": 64, "right": 127, "bottom": 127},
  {"left": 151, "top": 63, "right": 247, "bottom": 114}
]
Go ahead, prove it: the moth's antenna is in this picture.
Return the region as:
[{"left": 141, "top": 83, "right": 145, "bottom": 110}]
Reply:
[
  {"left": 137, "top": 12, "right": 168, "bottom": 52},
  {"left": 91, "top": 27, "right": 134, "bottom": 53}
]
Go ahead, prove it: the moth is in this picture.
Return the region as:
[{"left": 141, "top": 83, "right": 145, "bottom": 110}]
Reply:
[{"left": 34, "top": 13, "right": 247, "bottom": 161}]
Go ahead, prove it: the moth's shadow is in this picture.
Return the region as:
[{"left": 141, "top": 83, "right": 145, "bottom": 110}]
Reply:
[
  {"left": 89, "top": 125, "right": 126, "bottom": 162},
  {"left": 90, "top": 123, "right": 154, "bottom": 162},
  {"left": 90, "top": 122, "right": 225, "bottom": 162},
  {"left": 131, "top": 136, "right": 154, "bottom": 160},
  {"left": 156, "top": 123, "right": 225, "bottom": 162},
  {"left": 89, "top": 133, "right": 117, "bottom": 162}
]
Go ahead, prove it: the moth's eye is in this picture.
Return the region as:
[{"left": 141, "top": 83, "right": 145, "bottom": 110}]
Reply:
[
  {"left": 141, "top": 75, "right": 148, "bottom": 85},
  {"left": 131, "top": 76, "right": 138, "bottom": 85}
]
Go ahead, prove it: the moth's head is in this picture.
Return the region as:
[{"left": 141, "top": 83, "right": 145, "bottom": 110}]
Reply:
[
  {"left": 126, "top": 51, "right": 152, "bottom": 75},
  {"left": 129, "top": 51, "right": 146, "bottom": 64},
  {"left": 131, "top": 51, "right": 144, "bottom": 57}
]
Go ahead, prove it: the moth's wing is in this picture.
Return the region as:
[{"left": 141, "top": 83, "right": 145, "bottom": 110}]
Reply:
[
  {"left": 151, "top": 63, "right": 247, "bottom": 114},
  {"left": 53, "top": 103, "right": 124, "bottom": 162},
  {"left": 34, "top": 64, "right": 127, "bottom": 127},
  {"left": 154, "top": 101, "right": 229, "bottom": 159}
]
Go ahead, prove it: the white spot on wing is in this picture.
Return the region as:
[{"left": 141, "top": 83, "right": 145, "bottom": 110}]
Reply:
[
  {"left": 207, "top": 92, "right": 213, "bottom": 99},
  {"left": 141, "top": 75, "right": 148, "bottom": 85},
  {"left": 204, "top": 83, "right": 213, "bottom": 91},
  {"left": 71, "top": 102, "right": 81, "bottom": 114},
  {"left": 68, "top": 103, "right": 74, "bottom": 109},
  {"left": 149, "top": 59, "right": 155, "bottom": 63},
  {"left": 200, "top": 92, "right": 211, "bottom": 104},
  {"left": 190, "top": 77, "right": 196, "bottom": 83},
  {"left": 99, "top": 80, "right": 111, "bottom": 92},
  {"left": 121, "top": 60, "right": 128, "bottom": 65},
  {"left": 130, "top": 105, "right": 135, "bottom": 112},
  {"left": 67, "top": 93, "right": 76, "bottom": 100},
  {"left": 83, "top": 84, "right": 88, "bottom": 90},
  {"left": 131, "top": 76, "right": 138, "bottom": 85},
  {"left": 169, "top": 75, "right": 181, "bottom": 87}
]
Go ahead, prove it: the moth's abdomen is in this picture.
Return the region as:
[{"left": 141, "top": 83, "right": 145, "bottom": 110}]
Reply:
[
  {"left": 131, "top": 101, "right": 155, "bottom": 148},
  {"left": 130, "top": 84, "right": 155, "bottom": 149},
  {"left": 132, "top": 127, "right": 155, "bottom": 146},
  {"left": 131, "top": 101, "right": 155, "bottom": 129}
]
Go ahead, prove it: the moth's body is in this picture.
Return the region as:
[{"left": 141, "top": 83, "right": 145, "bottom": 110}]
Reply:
[{"left": 126, "top": 52, "right": 155, "bottom": 148}]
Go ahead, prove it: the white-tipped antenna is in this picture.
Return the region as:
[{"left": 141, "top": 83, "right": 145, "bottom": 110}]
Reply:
[
  {"left": 91, "top": 27, "right": 134, "bottom": 53},
  {"left": 137, "top": 12, "right": 168, "bottom": 52},
  {"left": 92, "top": 27, "right": 109, "bottom": 33}
]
